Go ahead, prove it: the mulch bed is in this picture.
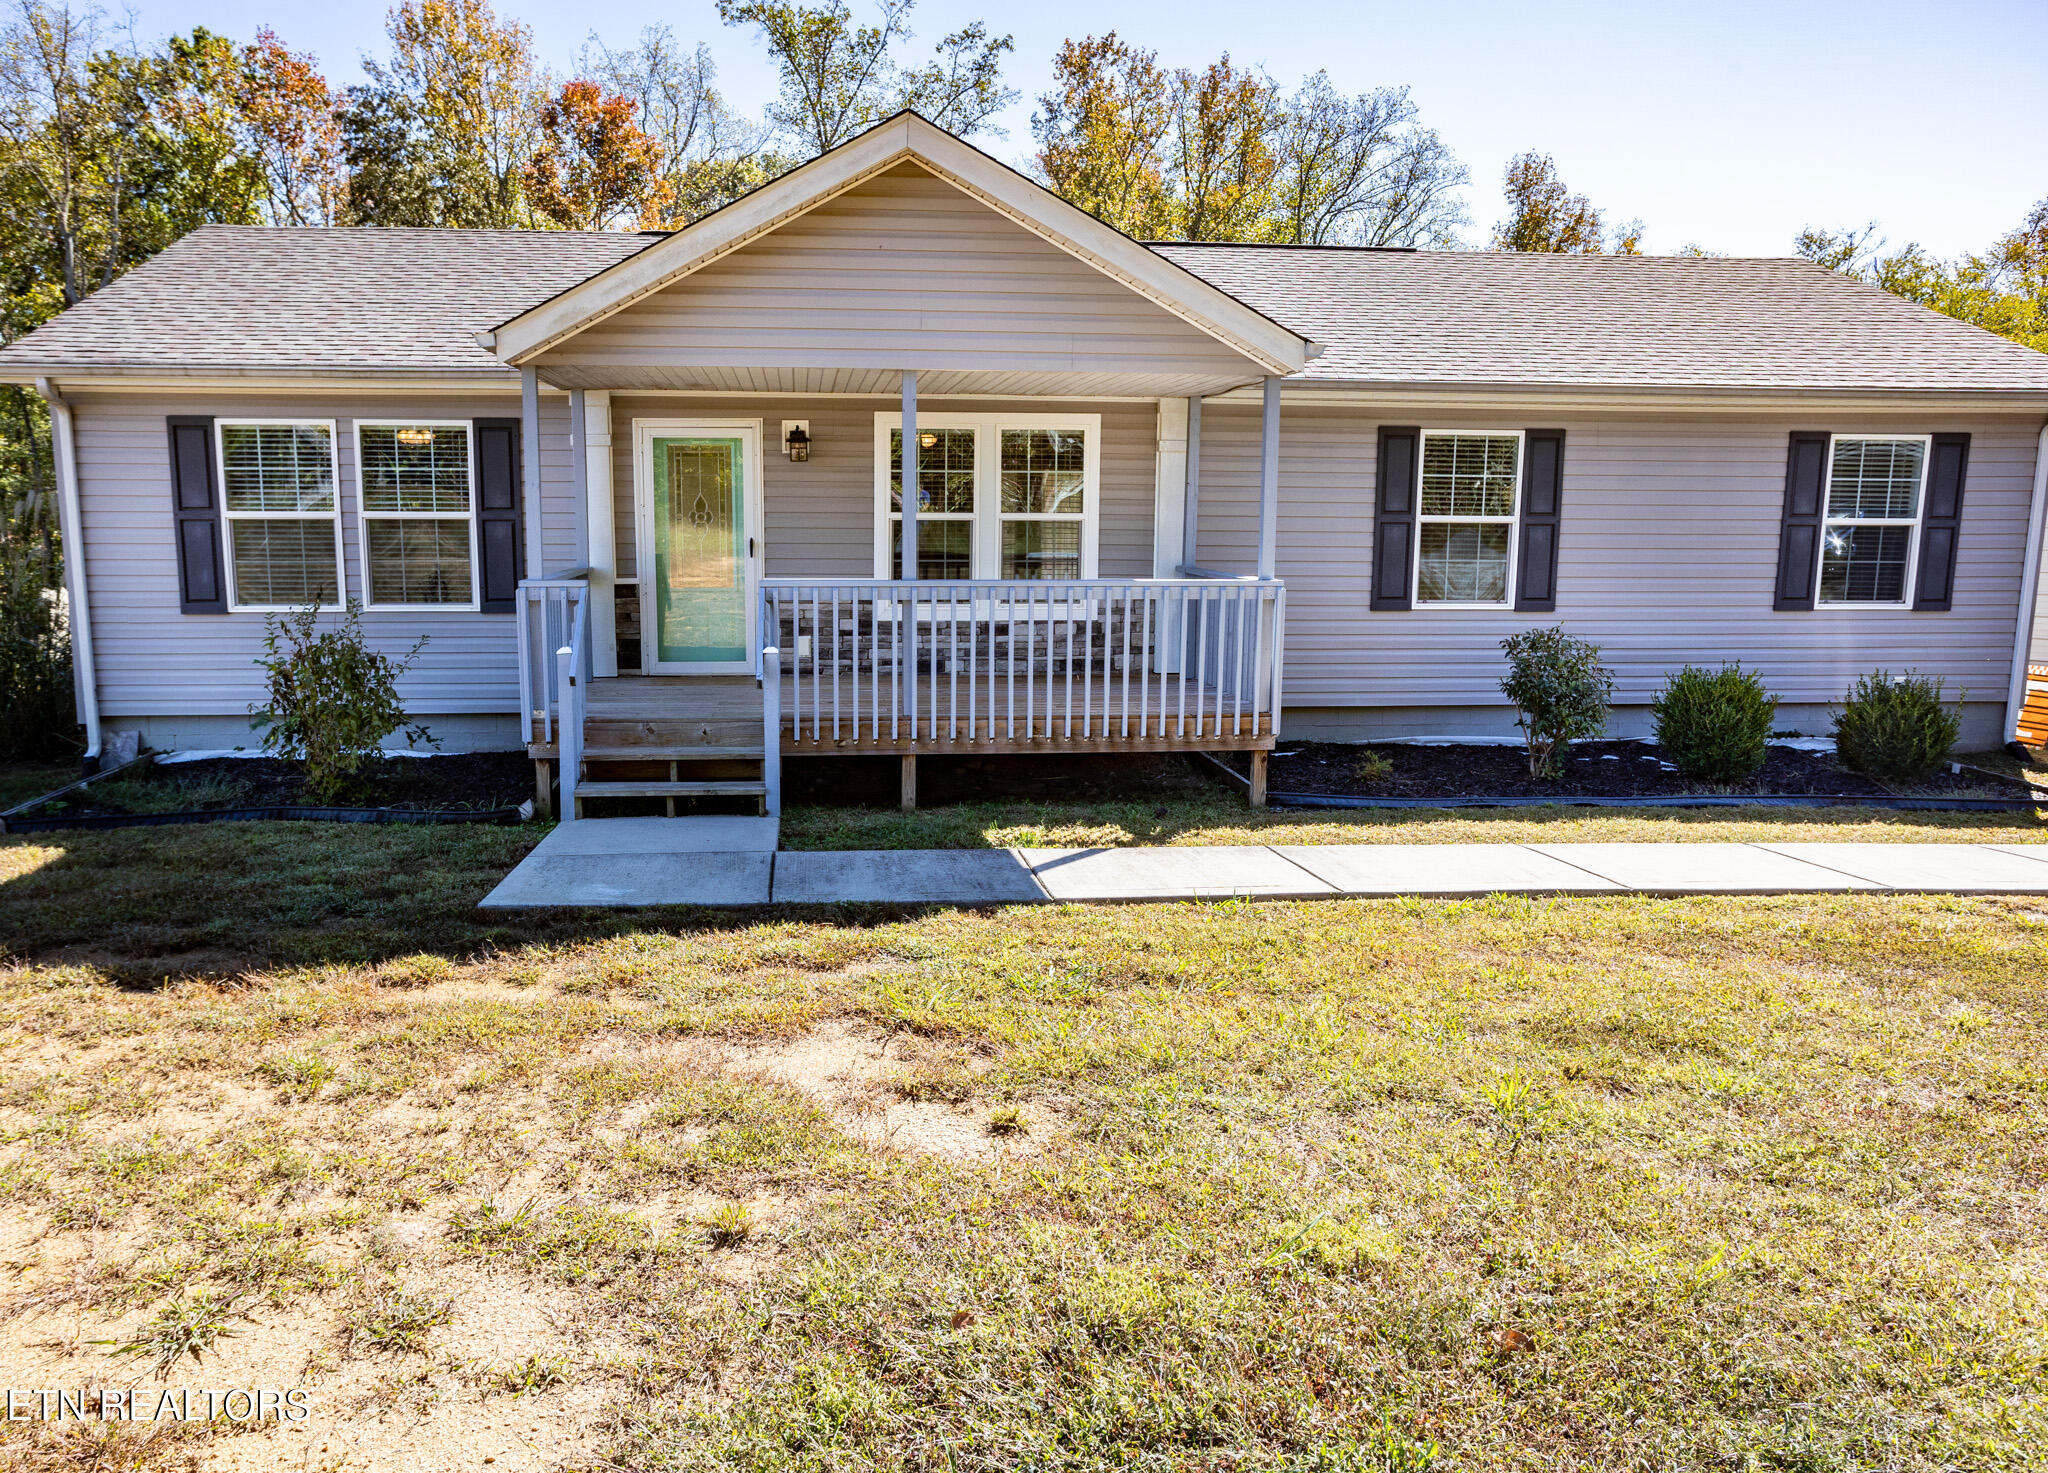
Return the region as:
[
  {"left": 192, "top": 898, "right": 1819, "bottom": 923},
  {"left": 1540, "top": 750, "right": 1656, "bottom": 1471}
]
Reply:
[
  {"left": 17, "top": 752, "right": 533, "bottom": 819},
  {"left": 1253, "top": 740, "right": 2027, "bottom": 801}
]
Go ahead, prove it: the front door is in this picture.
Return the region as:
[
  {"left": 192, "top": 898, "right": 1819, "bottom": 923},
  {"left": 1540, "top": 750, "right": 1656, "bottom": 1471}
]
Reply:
[{"left": 637, "top": 420, "right": 762, "bottom": 674}]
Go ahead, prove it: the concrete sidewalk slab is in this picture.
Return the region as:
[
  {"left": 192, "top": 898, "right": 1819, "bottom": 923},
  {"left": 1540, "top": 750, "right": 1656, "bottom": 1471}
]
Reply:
[
  {"left": 1021, "top": 845, "right": 1336, "bottom": 900},
  {"left": 480, "top": 850, "right": 771, "bottom": 907},
  {"left": 1759, "top": 843, "right": 2048, "bottom": 892},
  {"left": 1525, "top": 842, "right": 1880, "bottom": 894},
  {"left": 1274, "top": 843, "right": 1624, "bottom": 895},
  {"left": 773, "top": 849, "right": 1047, "bottom": 904},
  {"left": 535, "top": 816, "right": 779, "bottom": 855}
]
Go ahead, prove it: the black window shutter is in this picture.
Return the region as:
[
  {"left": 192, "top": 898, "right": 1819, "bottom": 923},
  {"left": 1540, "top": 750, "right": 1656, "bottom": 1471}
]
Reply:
[
  {"left": 1774, "top": 431, "right": 1830, "bottom": 610},
  {"left": 474, "top": 418, "right": 522, "bottom": 613},
  {"left": 1515, "top": 428, "right": 1565, "bottom": 612},
  {"left": 1913, "top": 432, "right": 1969, "bottom": 612},
  {"left": 167, "top": 415, "right": 226, "bottom": 613},
  {"left": 1371, "top": 426, "right": 1419, "bottom": 611}
]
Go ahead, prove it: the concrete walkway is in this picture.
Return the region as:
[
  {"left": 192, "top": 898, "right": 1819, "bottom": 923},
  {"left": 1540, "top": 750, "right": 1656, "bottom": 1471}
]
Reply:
[{"left": 478, "top": 819, "right": 2048, "bottom": 907}]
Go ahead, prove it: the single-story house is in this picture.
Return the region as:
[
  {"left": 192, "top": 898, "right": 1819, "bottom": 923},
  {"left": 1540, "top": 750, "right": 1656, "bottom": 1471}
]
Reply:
[{"left": 4, "top": 111, "right": 2046, "bottom": 811}]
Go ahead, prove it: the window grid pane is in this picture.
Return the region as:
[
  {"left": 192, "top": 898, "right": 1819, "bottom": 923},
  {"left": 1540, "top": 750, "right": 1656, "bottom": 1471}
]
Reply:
[
  {"left": 1001, "top": 520, "right": 1081, "bottom": 579},
  {"left": 1819, "top": 524, "right": 1912, "bottom": 604},
  {"left": 1000, "top": 429, "right": 1086, "bottom": 513},
  {"left": 890, "top": 518, "right": 973, "bottom": 579},
  {"left": 361, "top": 425, "right": 471, "bottom": 513},
  {"left": 890, "top": 428, "right": 975, "bottom": 515},
  {"left": 221, "top": 424, "right": 334, "bottom": 512},
  {"left": 1420, "top": 434, "right": 1519, "bottom": 517},
  {"left": 230, "top": 520, "right": 338, "bottom": 606},
  {"left": 1417, "top": 523, "right": 1511, "bottom": 605},
  {"left": 1827, "top": 439, "right": 1924, "bottom": 520},
  {"left": 367, "top": 519, "right": 473, "bottom": 605}
]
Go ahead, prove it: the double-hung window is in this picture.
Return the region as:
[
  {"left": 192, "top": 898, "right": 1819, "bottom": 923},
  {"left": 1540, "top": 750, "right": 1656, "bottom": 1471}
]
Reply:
[
  {"left": 876, "top": 413, "right": 1099, "bottom": 579},
  {"left": 886, "top": 425, "right": 977, "bottom": 579},
  {"left": 1415, "top": 431, "right": 1521, "bottom": 606},
  {"left": 218, "top": 420, "right": 342, "bottom": 611},
  {"left": 1817, "top": 435, "right": 1928, "bottom": 605},
  {"left": 357, "top": 421, "right": 478, "bottom": 609}
]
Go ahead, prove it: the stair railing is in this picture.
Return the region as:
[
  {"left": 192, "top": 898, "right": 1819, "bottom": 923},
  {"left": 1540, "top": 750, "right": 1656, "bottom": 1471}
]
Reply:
[
  {"left": 761, "top": 645, "right": 782, "bottom": 818},
  {"left": 555, "top": 589, "right": 591, "bottom": 820}
]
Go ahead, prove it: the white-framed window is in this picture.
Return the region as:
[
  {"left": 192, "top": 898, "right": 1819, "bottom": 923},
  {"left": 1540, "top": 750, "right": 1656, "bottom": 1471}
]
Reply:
[
  {"left": 217, "top": 419, "right": 342, "bottom": 611},
  {"left": 356, "top": 421, "right": 479, "bottom": 610},
  {"left": 873, "top": 412, "right": 1101, "bottom": 580},
  {"left": 1817, "top": 435, "right": 1930, "bottom": 606},
  {"left": 1415, "top": 430, "right": 1521, "bottom": 607}
]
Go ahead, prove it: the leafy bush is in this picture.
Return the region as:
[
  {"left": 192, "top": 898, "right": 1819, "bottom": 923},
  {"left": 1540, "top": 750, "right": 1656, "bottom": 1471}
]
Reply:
[
  {"left": 1651, "top": 664, "right": 1779, "bottom": 783},
  {"left": 250, "top": 600, "right": 430, "bottom": 802},
  {"left": 1499, "top": 626, "right": 1613, "bottom": 778},
  {"left": 0, "top": 556, "right": 75, "bottom": 760},
  {"left": 1832, "top": 670, "right": 1963, "bottom": 782}
]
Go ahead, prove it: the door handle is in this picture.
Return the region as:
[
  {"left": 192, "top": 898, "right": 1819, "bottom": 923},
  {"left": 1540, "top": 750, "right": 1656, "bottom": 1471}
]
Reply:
[{"left": 749, "top": 537, "right": 756, "bottom": 557}]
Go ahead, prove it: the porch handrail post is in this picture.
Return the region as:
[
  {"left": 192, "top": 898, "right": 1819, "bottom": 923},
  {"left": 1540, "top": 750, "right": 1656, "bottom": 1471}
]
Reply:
[
  {"left": 1182, "top": 395, "right": 1203, "bottom": 568},
  {"left": 1257, "top": 376, "right": 1280, "bottom": 580},
  {"left": 761, "top": 645, "right": 782, "bottom": 818},
  {"left": 514, "top": 586, "right": 533, "bottom": 745},
  {"left": 900, "top": 370, "right": 918, "bottom": 720}
]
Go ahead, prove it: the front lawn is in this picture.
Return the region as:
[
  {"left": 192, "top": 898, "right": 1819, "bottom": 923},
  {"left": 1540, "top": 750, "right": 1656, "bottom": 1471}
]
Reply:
[{"left": 0, "top": 820, "right": 2044, "bottom": 1470}]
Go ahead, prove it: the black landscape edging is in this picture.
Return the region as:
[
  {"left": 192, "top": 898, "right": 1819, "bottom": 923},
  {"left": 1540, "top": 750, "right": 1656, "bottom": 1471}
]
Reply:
[
  {"left": 1190, "top": 751, "right": 2044, "bottom": 815},
  {"left": 0, "top": 802, "right": 530, "bottom": 836}
]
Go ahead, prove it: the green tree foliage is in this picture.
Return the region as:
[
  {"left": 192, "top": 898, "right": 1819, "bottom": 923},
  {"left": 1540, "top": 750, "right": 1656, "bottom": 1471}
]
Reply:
[
  {"left": 340, "top": 0, "right": 542, "bottom": 228},
  {"left": 1498, "top": 626, "right": 1613, "bottom": 779},
  {"left": 1491, "top": 151, "right": 1640, "bottom": 254},
  {"left": 1034, "top": 33, "right": 1466, "bottom": 245},
  {"left": 717, "top": 0, "right": 1014, "bottom": 155},
  {"left": 251, "top": 600, "right": 432, "bottom": 802},
  {"left": 1797, "top": 202, "right": 2048, "bottom": 353}
]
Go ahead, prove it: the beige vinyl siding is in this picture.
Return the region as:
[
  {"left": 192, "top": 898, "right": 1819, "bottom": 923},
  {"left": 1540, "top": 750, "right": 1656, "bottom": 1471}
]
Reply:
[
  {"left": 540, "top": 163, "right": 1258, "bottom": 388},
  {"left": 1194, "top": 402, "right": 2045, "bottom": 715},
  {"left": 71, "top": 390, "right": 555, "bottom": 719},
  {"left": 605, "top": 396, "right": 1158, "bottom": 584}
]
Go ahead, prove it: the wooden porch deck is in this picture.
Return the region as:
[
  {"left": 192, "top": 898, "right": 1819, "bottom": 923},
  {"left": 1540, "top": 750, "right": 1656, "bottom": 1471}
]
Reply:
[{"left": 529, "top": 672, "right": 1274, "bottom": 761}]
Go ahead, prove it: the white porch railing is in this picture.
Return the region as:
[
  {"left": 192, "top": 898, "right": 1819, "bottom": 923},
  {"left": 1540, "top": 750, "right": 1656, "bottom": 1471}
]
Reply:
[
  {"left": 555, "top": 592, "right": 590, "bottom": 818},
  {"left": 515, "top": 574, "right": 590, "bottom": 747},
  {"left": 759, "top": 576, "right": 1284, "bottom": 747}
]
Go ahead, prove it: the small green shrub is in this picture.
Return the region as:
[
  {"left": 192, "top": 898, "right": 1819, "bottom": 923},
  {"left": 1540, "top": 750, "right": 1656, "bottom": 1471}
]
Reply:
[
  {"left": 1354, "top": 750, "right": 1394, "bottom": 787},
  {"left": 1832, "top": 670, "right": 1963, "bottom": 782},
  {"left": 1651, "top": 664, "right": 1779, "bottom": 783},
  {"left": 1499, "top": 626, "right": 1613, "bottom": 778},
  {"left": 250, "top": 600, "right": 431, "bottom": 802}
]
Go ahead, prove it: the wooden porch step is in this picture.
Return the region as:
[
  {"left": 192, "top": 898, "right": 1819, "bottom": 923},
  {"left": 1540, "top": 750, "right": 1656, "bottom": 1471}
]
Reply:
[
  {"left": 574, "top": 779, "right": 768, "bottom": 799},
  {"left": 582, "top": 745, "right": 763, "bottom": 761}
]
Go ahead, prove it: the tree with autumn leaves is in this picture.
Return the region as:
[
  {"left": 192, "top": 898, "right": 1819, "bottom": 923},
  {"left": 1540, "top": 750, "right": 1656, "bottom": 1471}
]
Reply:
[{"left": 1031, "top": 32, "right": 1467, "bottom": 247}]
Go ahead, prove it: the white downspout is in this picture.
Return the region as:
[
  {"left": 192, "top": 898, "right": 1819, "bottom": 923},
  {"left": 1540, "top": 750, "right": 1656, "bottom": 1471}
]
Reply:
[
  {"left": 36, "top": 378, "right": 100, "bottom": 766},
  {"left": 2005, "top": 422, "right": 2048, "bottom": 745}
]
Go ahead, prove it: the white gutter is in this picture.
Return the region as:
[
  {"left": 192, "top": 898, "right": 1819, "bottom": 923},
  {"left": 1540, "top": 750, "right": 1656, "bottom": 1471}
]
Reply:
[
  {"left": 2006, "top": 421, "right": 2048, "bottom": 745},
  {"left": 35, "top": 378, "right": 100, "bottom": 766}
]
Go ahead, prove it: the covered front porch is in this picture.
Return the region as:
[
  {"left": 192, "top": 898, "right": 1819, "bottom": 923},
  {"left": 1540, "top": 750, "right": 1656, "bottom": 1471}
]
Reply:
[{"left": 483, "top": 115, "right": 1310, "bottom": 818}]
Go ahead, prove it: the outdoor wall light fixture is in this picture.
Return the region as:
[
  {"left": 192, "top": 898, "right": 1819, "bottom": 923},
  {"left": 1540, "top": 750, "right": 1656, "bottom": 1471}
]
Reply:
[{"left": 782, "top": 421, "right": 811, "bottom": 462}]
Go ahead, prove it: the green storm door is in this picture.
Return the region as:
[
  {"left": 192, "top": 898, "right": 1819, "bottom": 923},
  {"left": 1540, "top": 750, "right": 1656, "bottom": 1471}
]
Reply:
[{"left": 651, "top": 435, "right": 749, "bottom": 667}]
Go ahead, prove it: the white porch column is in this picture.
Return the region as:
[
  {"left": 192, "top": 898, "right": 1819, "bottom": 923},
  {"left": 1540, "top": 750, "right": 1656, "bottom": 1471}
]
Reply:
[
  {"left": 1151, "top": 397, "right": 1189, "bottom": 577},
  {"left": 899, "top": 369, "right": 918, "bottom": 577},
  {"left": 584, "top": 390, "right": 617, "bottom": 676},
  {"left": 1183, "top": 395, "right": 1204, "bottom": 571},
  {"left": 1257, "top": 376, "right": 1280, "bottom": 579},
  {"left": 520, "top": 366, "right": 543, "bottom": 581}
]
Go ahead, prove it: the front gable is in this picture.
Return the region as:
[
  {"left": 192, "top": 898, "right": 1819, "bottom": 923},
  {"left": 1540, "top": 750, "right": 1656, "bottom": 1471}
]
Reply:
[{"left": 496, "top": 113, "right": 1311, "bottom": 398}]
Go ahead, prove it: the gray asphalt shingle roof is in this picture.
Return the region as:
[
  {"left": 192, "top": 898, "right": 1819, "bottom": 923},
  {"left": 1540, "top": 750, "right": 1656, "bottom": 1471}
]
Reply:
[
  {"left": 1150, "top": 243, "right": 2048, "bottom": 393},
  {"left": 0, "top": 225, "right": 658, "bottom": 375},
  {"left": 4, "top": 222, "right": 2045, "bottom": 394}
]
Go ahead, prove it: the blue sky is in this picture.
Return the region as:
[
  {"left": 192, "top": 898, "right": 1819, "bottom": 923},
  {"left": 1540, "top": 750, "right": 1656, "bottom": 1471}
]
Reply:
[{"left": 123, "top": 0, "right": 2045, "bottom": 257}]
